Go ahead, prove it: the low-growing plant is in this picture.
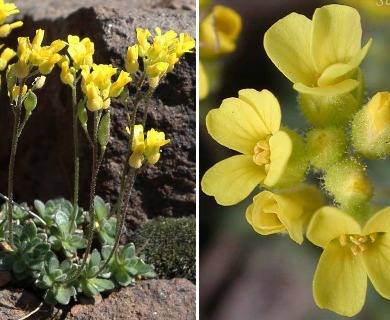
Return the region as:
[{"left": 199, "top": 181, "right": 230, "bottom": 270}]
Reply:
[{"left": 0, "top": 0, "right": 195, "bottom": 307}]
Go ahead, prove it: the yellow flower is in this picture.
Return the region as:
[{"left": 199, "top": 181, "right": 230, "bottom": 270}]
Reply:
[
  {"left": 128, "top": 124, "right": 145, "bottom": 168},
  {"left": 109, "top": 70, "right": 132, "bottom": 97},
  {"left": 0, "top": 0, "right": 20, "bottom": 25},
  {"left": 201, "top": 89, "right": 305, "bottom": 206},
  {"left": 200, "top": 5, "right": 242, "bottom": 58},
  {"left": 0, "top": 47, "right": 15, "bottom": 70},
  {"left": 175, "top": 33, "right": 195, "bottom": 58},
  {"left": 85, "top": 82, "right": 103, "bottom": 112},
  {"left": 125, "top": 44, "right": 139, "bottom": 74},
  {"left": 246, "top": 184, "right": 324, "bottom": 244},
  {"left": 67, "top": 35, "right": 94, "bottom": 69},
  {"left": 264, "top": 4, "right": 372, "bottom": 97},
  {"left": 136, "top": 28, "right": 152, "bottom": 58},
  {"left": 144, "top": 128, "right": 170, "bottom": 164},
  {"left": 10, "top": 84, "right": 27, "bottom": 101},
  {"left": 127, "top": 125, "right": 170, "bottom": 167},
  {"left": 307, "top": 206, "right": 390, "bottom": 317},
  {"left": 14, "top": 29, "right": 66, "bottom": 77},
  {"left": 0, "top": 20, "right": 22, "bottom": 37},
  {"left": 60, "top": 60, "right": 74, "bottom": 85}
]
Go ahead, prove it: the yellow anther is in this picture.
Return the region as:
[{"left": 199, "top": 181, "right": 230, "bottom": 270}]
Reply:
[
  {"left": 370, "top": 233, "right": 377, "bottom": 242},
  {"left": 339, "top": 234, "right": 347, "bottom": 246},
  {"left": 253, "top": 138, "right": 271, "bottom": 166}
]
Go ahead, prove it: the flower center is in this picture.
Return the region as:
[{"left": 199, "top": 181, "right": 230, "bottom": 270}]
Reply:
[
  {"left": 253, "top": 137, "right": 271, "bottom": 166},
  {"left": 339, "top": 233, "right": 378, "bottom": 255}
]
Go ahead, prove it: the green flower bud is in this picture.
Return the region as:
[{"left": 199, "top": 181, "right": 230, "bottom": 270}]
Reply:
[
  {"left": 24, "top": 90, "right": 37, "bottom": 114},
  {"left": 324, "top": 158, "right": 373, "bottom": 209},
  {"left": 351, "top": 92, "right": 390, "bottom": 159},
  {"left": 306, "top": 127, "right": 348, "bottom": 170},
  {"left": 77, "top": 100, "right": 88, "bottom": 129},
  {"left": 98, "top": 112, "right": 110, "bottom": 150},
  {"left": 298, "top": 70, "right": 364, "bottom": 127}
]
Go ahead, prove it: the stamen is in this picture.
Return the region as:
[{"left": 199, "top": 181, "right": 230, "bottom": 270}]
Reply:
[{"left": 339, "top": 234, "right": 347, "bottom": 246}]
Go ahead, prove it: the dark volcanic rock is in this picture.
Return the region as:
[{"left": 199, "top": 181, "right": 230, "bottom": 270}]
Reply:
[
  {"left": 0, "top": 6, "right": 196, "bottom": 233},
  {"left": 67, "top": 279, "right": 196, "bottom": 320}
]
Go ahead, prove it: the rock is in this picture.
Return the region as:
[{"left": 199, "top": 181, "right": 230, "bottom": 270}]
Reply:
[
  {"left": 0, "top": 288, "right": 42, "bottom": 320},
  {"left": 68, "top": 279, "right": 196, "bottom": 320},
  {"left": 0, "top": 4, "right": 196, "bottom": 234}
]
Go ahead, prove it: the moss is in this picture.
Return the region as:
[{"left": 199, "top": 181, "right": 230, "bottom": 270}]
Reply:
[{"left": 132, "top": 217, "right": 195, "bottom": 283}]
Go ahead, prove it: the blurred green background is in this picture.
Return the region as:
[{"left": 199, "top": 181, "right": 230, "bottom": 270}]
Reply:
[{"left": 199, "top": 1, "right": 390, "bottom": 319}]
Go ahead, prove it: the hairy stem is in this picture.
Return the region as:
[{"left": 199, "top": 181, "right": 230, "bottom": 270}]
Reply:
[
  {"left": 70, "top": 83, "right": 80, "bottom": 230},
  {"left": 63, "top": 111, "right": 101, "bottom": 283},
  {"left": 90, "top": 167, "right": 138, "bottom": 278},
  {"left": 7, "top": 78, "right": 26, "bottom": 248}
]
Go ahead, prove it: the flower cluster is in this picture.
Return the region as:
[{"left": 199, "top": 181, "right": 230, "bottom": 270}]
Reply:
[
  {"left": 126, "top": 27, "right": 195, "bottom": 88},
  {"left": 0, "top": 1, "right": 22, "bottom": 73},
  {"left": 81, "top": 64, "right": 131, "bottom": 111},
  {"left": 202, "top": 3, "right": 390, "bottom": 317},
  {"left": 127, "top": 125, "right": 170, "bottom": 169},
  {"left": 13, "top": 29, "right": 66, "bottom": 78}
]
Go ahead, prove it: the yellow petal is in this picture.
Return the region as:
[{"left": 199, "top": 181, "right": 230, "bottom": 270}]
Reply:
[
  {"left": 311, "top": 5, "right": 362, "bottom": 74},
  {"left": 293, "top": 78, "right": 359, "bottom": 96},
  {"left": 307, "top": 206, "right": 361, "bottom": 248},
  {"left": 349, "top": 39, "right": 372, "bottom": 69},
  {"left": 362, "top": 233, "right": 390, "bottom": 299},
  {"left": 246, "top": 195, "right": 286, "bottom": 235},
  {"left": 317, "top": 63, "right": 357, "bottom": 87},
  {"left": 264, "top": 12, "right": 316, "bottom": 86},
  {"left": 263, "top": 130, "right": 292, "bottom": 187},
  {"left": 363, "top": 207, "right": 390, "bottom": 234},
  {"left": 313, "top": 240, "right": 366, "bottom": 317},
  {"left": 201, "top": 155, "right": 265, "bottom": 206},
  {"left": 199, "top": 62, "right": 209, "bottom": 100},
  {"left": 238, "top": 89, "right": 281, "bottom": 135},
  {"left": 206, "top": 97, "right": 270, "bottom": 155}
]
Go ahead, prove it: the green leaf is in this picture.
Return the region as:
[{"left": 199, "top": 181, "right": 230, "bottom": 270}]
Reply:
[
  {"left": 34, "top": 200, "right": 45, "bottom": 217},
  {"left": 92, "top": 278, "right": 115, "bottom": 291},
  {"left": 101, "top": 245, "right": 114, "bottom": 261},
  {"left": 55, "top": 285, "right": 75, "bottom": 305},
  {"left": 115, "top": 270, "right": 132, "bottom": 286},
  {"left": 44, "top": 289, "right": 58, "bottom": 306},
  {"left": 120, "top": 243, "right": 135, "bottom": 260},
  {"left": 47, "top": 252, "right": 59, "bottom": 275},
  {"left": 55, "top": 210, "right": 71, "bottom": 236},
  {"left": 13, "top": 259, "right": 25, "bottom": 274},
  {"left": 21, "top": 221, "right": 37, "bottom": 242},
  {"left": 90, "top": 249, "right": 101, "bottom": 267},
  {"left": 94, "top": 196, "right": 109, "bottom": 221}
]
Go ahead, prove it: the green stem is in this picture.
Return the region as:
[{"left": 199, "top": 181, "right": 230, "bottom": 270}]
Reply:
[
  {"left": 63, "top": 111, "right": 101, "bottom": 283},
  {"left": 89, "top": 167, "right": 138, "bottom": 278},
  {"left": 7, "top": 78, "right": 27, "bottom": 248},
  {"left": 70, "top": 83, "right": 79, "bottom": 230}
]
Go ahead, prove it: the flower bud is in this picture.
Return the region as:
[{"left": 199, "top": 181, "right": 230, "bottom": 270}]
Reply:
[
  {"left": 24, "top": 90, "right": 37, "bottom": 114},
  {"left": 351, "top": 92, "right": 390, "bottom": 159},
  {"left": 324, "top": 158, "right": 373, "bottom": 209},
  {"left": 306, "top": 127, "right": 348, "bottom": 170},
  {"left": 246, "top": 184, "right": 324, "bottom": 244},
  {"left": 298, "top": 71, "right": 364, "bottom": 127},
  {"left": 33, "top": 76, "right": 46, "bottom": 89},
  {"left": 98, "top": 112, "right": 110, "bottom": 150}
]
